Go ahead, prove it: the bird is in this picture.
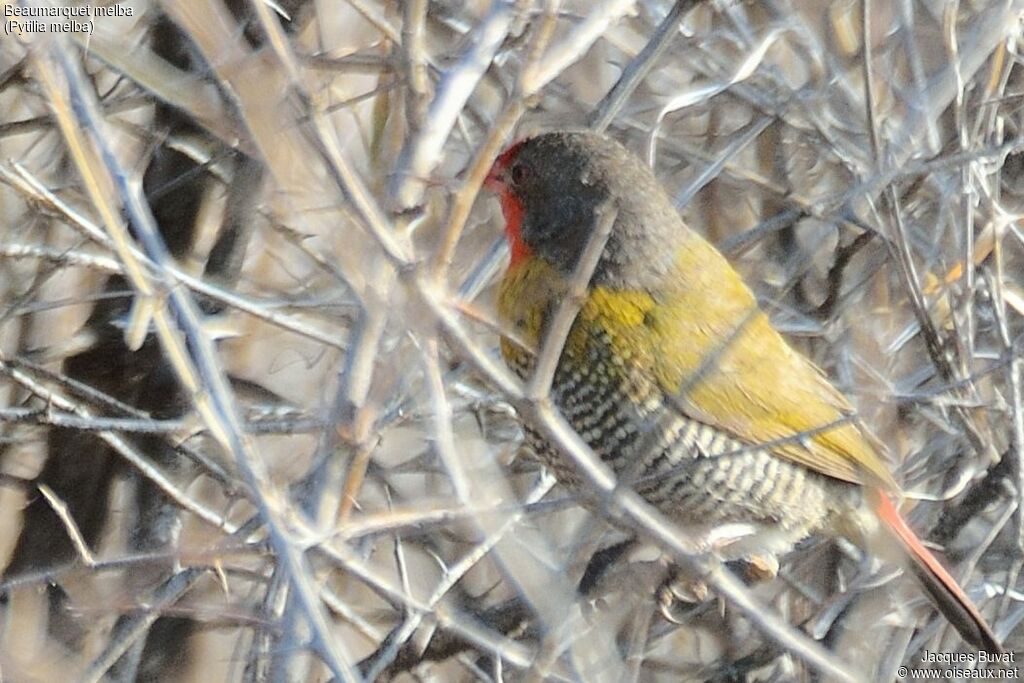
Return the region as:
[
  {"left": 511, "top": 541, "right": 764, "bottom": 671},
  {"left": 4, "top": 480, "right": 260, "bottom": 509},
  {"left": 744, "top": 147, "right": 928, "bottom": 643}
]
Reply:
[{"left": 484, "top": 130, "right": 1001, "bottom": 653}]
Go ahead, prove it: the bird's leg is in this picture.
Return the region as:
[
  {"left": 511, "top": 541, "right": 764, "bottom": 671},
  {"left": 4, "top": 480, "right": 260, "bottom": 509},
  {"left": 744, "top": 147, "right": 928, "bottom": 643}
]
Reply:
[
  {"left": 656, "top": 553, "right": 781, "bottom": 624},
  {"left": 658, "top": 567, "right": 709, "bottom": 623},
  {"left": 656, "top": 523, "right": 785, "bottom": 623}
]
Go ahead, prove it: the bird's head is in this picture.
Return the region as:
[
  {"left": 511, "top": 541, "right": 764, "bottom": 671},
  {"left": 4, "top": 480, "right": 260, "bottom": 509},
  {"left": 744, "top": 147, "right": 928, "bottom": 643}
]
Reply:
[{"left": 485, "top": 131, "right": 681, "bottom": 288}]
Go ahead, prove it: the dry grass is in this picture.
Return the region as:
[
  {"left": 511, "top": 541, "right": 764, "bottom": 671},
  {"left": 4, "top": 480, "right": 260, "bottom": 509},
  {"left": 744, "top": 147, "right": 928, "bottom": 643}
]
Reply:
[{"left": 0, "top": 1, "right": 1022, "bottom": 681}]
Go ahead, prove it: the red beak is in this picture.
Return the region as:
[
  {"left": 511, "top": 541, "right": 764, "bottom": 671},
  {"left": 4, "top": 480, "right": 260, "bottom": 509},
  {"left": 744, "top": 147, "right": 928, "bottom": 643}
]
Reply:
[{"left": 484, "top": 161, "right": 504, "bottom": 192}]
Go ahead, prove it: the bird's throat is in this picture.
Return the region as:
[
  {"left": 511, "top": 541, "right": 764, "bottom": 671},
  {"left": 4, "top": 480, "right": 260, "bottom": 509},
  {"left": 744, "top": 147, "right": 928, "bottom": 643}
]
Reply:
[{"left": 498, "top": 189, "right": 530, "bottom": 268}]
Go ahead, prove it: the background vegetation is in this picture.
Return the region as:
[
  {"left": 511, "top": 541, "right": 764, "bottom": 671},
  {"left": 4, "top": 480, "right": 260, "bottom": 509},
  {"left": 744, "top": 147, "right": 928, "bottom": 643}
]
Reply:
[{"left": 0, "top": 0, "right": 1021, "bottom": 680}]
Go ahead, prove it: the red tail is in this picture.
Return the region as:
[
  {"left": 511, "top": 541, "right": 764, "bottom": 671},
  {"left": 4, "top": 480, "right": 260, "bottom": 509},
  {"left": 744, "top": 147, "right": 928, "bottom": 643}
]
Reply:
[{"left": 875, "top": 494, "right": 1001, "bottom": 652}]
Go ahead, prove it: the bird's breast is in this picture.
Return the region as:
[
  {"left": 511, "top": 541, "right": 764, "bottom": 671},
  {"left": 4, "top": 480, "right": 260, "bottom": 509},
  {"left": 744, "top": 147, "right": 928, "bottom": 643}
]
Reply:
[{"left": 496, "top": 257, "right": 565, "bottom": 360}]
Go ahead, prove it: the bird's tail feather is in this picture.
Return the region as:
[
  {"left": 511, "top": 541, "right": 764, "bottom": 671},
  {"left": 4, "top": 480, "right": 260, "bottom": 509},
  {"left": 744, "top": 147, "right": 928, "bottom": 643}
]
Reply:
[{"left": 874, "top": 494, "right": 1001, "bottom": 653}]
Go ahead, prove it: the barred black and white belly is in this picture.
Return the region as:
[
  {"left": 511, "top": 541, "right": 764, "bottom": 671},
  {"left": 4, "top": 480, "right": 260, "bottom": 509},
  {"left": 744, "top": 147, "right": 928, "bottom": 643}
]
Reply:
[{"left": 506, "top": 331, "right": 859, "bottom": 543}]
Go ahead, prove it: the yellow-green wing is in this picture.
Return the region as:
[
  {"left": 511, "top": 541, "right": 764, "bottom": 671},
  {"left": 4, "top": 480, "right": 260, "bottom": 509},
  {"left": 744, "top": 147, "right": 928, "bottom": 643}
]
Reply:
[{"left": 575, "top": 231, "right": 899, "bottom": 491}]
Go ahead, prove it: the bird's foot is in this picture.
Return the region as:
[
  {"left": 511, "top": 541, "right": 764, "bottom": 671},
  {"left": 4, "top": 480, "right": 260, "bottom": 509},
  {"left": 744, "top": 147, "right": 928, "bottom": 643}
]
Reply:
[{"left": 657, "top": 571, "right": 708, "bottom": 623}]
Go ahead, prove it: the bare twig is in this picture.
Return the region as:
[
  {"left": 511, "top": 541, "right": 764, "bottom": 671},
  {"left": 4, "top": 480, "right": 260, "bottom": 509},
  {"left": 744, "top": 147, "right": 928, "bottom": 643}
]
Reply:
[
  {"left": 0, "top": 163, "right": 347, "bottom": 350},
  {"left": 400, "top": 0, "right": 430, "bottom": 136},
  {"left": 78, "top": 568, "right": 204, "bottom": 683},
  {"left": 0, "top": 360, "right": 232, "bottom": 529},
  {"left": 590, "top": 0, "right": 702, "bottom": 133},
  {"left": 528, "top": 204, "right": 617, "bottom": 398},
  {"left": 29, "top": 31, "right": 362, "bottom": 683},
  {"left": 388, "top": 2, "right": 517, "bottom": 210},
  {"left": 521, "top": 0, "right": 635, "bottom": 94},
  {"left": 417, "top": 334, "right": 629, "bottom": 681},
  {"left": 37, "top": 484, "right": 97, "bottom": 567},
  {"left": 360, "top": 474, "right": 556, "bottom": 679}
]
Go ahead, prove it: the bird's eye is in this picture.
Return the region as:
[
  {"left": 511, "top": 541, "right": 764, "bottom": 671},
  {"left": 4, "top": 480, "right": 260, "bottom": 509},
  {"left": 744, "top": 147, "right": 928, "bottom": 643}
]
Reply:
[{"left": 510, "top": 163, "right": 528, "bottom": 184}]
